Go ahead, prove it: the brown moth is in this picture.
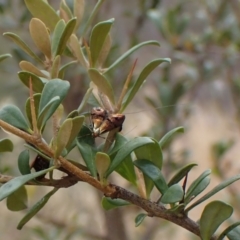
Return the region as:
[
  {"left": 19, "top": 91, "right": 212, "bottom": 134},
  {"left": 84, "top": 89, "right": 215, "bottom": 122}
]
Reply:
[
  {"left": 90, "top": 107, "right": 125, "bottom": 138},
  {"left": 91, "top": 107, "right": 108, "bottom": 130}
]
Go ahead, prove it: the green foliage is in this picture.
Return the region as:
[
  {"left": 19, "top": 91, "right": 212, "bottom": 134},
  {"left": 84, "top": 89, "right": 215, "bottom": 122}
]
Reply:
[
  {"left": 0, "top": 1, "right": 240, "bottom": 239},
  {"left": 17, "top": 188, "right": 59, "bottom": 230},
  {"left": 135, "top": 213, "right": 147, "bottom": 227},
  {"left": 0, "top": 139, "right": 14, "bottom": 152},
  {"left": 200, "top": 201, "right": 233, "bottom": 240},
  {"left": 101, "top": 197, "right": 130, "bottom": 210},
  {"left": 0, "top": 105, "right": 31, "bottom": 133},
  {"left": 6, "top": 186, "right": 28, "bottom": 211}
]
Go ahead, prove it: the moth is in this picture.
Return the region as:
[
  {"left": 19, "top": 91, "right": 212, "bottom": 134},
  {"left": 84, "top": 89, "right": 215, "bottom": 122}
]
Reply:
[{"left": 90, "top": 106, "right": 125, "bottom": 138}]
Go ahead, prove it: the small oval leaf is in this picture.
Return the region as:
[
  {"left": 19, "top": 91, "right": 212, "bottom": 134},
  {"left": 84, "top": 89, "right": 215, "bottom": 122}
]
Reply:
[
  {"left": 69, "top": 34, "right": 88, "bottom": 68},
  {"left": 168, "top": 163, "right": 198, "bottom": 187},
  {"left": 90, "top": 19, "right": 114, "bottom": 66},
  {"left": 200, "top": 201, "right": 233, "bottom": 240},
  {"left": 88, "top": 68, "right": 115, "bottom": 105},
  {"left": 37, "top": 96, "right": 60, "bottom": 130},
  {"left": 135, "top": 213, "right": 147, "bottom": 227},
  {"left": 0, "top": 105, "right": 30, "bottom": 133},
  {"left": 54, "top": 118, "right": 73, "bottom": 158},
  {"left": 105, "top": 40, "right": 160, "bottom": 73},
  {"left": 161, "top": 184, "right": 184, "bottom": 204},
  {"left": 3, "top": 32, "right": 43, "bottom": 64},
  {"left": 18, "top": 71, "right": 48, "bottom": 93},
  {"left": 105, "top": 137, "right": 154, "bottom": 177},
  {"left": 65, "top": 116, "right": 85, "bottom": 150},
  {"left": 185, "top": 176, "right": 211, "bottom": 205},
  {"left": 0, "top": 166, "right": 55, "bottom": 201},
  {"left": 17, "top": 188, "right": 58, "bottom": 229},
  {"left": 0, "top": 139, "right": 14, "bottom": 152},
  {"left": 101, "top": 197, "right": 130, "bottom": 211},
  {"left": 29, "top": 18, "right": 52, "bottom": 60},
  {"left": 55, "top": 18, "right": 77, "bottom": 56},
  {"left": 159, "top": 126, "right": 184, "bottom": 148},
  {"left": 95, "top": 152, "right": 111, "bottom": 184},
  {"left": 122, "top": 58, "right": 171, "bottom": 111},
  {"left": 6, "top": 186, "right": 28, "bottom": 211},
  {"left": 24, "top": 0, "right": 60, "bottom": 32},
  {"left": 218, "top": 222, "right": 240, "bottom": 240},
  {"left": 18, "top": 150, "right": 31, "bottom": 175},
  {"left": 39, "top": 79, "right": 70, "bottom": 113},
  {"left": 134, "top": 159, "right": 168, "bottom": 194},
  {"left": 19, "top": 61, "right": 47, "bottom": 78},
  {"left": 134, "top": 139, "right": 163, "bottom": 197},
  {"left": 0, "top": 53, "right": 12, "bottom": 63}
]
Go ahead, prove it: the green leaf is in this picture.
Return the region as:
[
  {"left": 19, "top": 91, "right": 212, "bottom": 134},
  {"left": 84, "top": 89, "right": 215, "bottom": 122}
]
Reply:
[
  {"left": 200, "top": 201, "right": 233, "bottom": 240},
  {"left": 60, "top": 0, "right": 73, "bottom": 20},
  {"left": 77, "top": 126, "right": 97, "bottom": 177},
  {"left": 52, "top": 20, "right": 66, "bottom": 56},
  {"left": 88, "top": 68, "right": 115, "bottom": 105},
  {"left": 115, "top": 154, "right": 136, "bottom": 185},
  {"left": 37, "top": 79, "right": 70, "bottom": 129},
  {"left": 65, "top": 116, "right": 85, "bottom": 150},
  {"left": 218, "top": 222, "right": 240, "bottom": 240},
  {"left": 168, "top": 163, "right": 198, "bottom": 187},
  {"left": 135, "top": 139, "right": 163, "bottom": 197},
  {"left": 105, "top": 137, "right": 154, "bottom": 177},
  {"left": 73, "top": 0, "right": 85, "bottom": 30},
  {"left": 135, "top": 213, "right": 147, "bottom": 227},
  {"left": 51, "top": 55, "right": 61, "bottom": 79},
  {"left": 227, "top": 226, "right": 240, "bottom": 240},
  {"left": 55, "top": 18, "right": 77, "bottom": 56},
  {"left": 69, "top": 34, "right": 88, "bottom": 69},
  {"left": 54, "top": 118, "right": 73, "bottom": 158},
  {"left": 101, "top": 197, "right": 130, "bottom": 210},
  {"left": 29, "top": 18, "right": 52, "bottom": 60},
  {"left": 90, "top": 19, "right": 114, "bottom": 66},
  {"left": 159, "top": 126, "right": 184, "bottom": 148},
  {"left": 109, "top": 133, "right": 128, "bottom": 156},
  {"left": 161, "top": 184, "right": 184, "bottom": 204},
  {"left": 6, "top": 186, "right": 28, "bottom": 211},
  {"left": 25, "top": 93, "right": 41, "bottom": 129},
  {"left": 95, "top": 152, "right": 111, "bottom": 184},
  {"left": 105, "top": 40, "right": 160, "bottom": 73},
  {"left": 24, "top": 0, "right": 60, "bottom": 32},
  {"left": 18, "top": 71, "right": 48, "bottom": 93},
  {"left": 39, "top": 79, "right": 70, "bottom": 112},
  {"left": 0, "top": 139, "right": 14, "bottom": 152},
  {"left": 18, "top": 150, "right": 31, "bottom": 175},
  {"left": 0, "top": 105, "right": 31, "bottom": 132},
  {"left": 184, "top": 170, "right": 211, "bottom": 205},
  {"left": 134, "top": 159, "right": 168, "bottom": 194},
  {"left": 17, "top": 188, "right": 58, "bottom": 230},
  {"left": 0, "top": 166, "right": 55, "bottom": 201},
  {"left": 122, "top": 58, "right": 171, "bottom": 111},
  {"left": 19, "top": 61, "right": 48, "bottom": 78},
  {"left": 3, "top": 32, "right": 43, "bottom": 64},
  {"left": 58, "top": 60, "right": 78, "bottom": 79},
  {"left": 0, "top": 53, "right": 12, "bottom": 63},
  {"left": 185, "top": 174, "right": 240, "bottom": 212},
  {"left": 37, "top": 96, "right": 60, "bottom": 130}
]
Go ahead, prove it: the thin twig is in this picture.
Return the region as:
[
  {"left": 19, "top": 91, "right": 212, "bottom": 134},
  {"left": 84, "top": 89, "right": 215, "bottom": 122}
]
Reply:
[
  {"left": 0, "top": 119, "right": 217, "bottom": 239},
  {"left": 29, "top": 77, "right": 39, "bottom": 135},
  {"left": 0, "top": 174, "right": 79, "bottom": 188}
]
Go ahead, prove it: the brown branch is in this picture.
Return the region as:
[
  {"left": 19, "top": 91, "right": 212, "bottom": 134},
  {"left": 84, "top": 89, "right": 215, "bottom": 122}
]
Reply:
[
  {"left": 0, "top": 174, "right": 79, "bottom": 188},
  {"left": 0, "top": 119, "right": 217, "bottom": 239}
]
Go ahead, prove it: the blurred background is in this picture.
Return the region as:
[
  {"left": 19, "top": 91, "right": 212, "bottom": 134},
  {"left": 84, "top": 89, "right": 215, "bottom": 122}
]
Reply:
[{"left": 1, "top": 0, "right": 240, "bottom": 239}]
